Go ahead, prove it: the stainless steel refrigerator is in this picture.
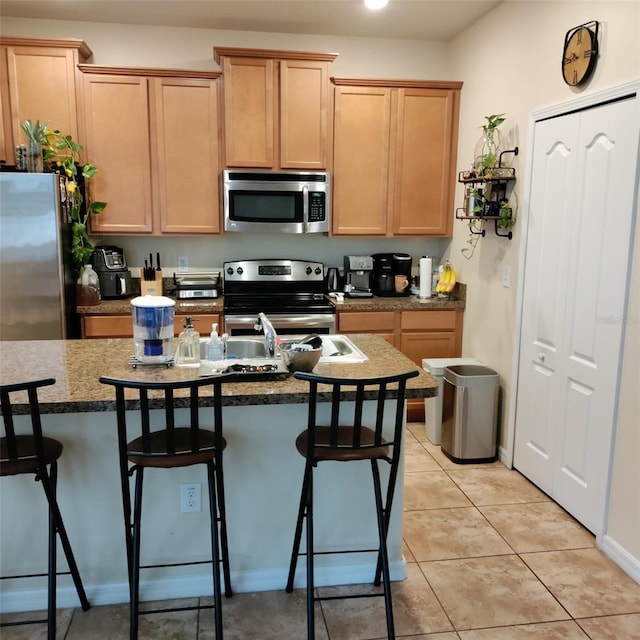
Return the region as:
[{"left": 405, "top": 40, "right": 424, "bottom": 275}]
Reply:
[{"left": 0, "top": 172, "right": 79, "bottom": 340}]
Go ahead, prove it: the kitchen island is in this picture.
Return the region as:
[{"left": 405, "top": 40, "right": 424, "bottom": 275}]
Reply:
[{"left": 0, "top": 335, "right": 437, "bottom": 612}]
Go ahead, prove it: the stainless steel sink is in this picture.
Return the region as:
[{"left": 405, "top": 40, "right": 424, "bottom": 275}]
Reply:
[
  {"left": 199, "top": 334, "right": 367, "bottom": 363},
  {"left": 199, "top": 337, "right": 269, "bottom": 360}
]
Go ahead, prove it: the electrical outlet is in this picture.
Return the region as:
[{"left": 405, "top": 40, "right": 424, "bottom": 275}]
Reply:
[
  {"left": 502, "top": 265, "right": 511, "bottom": 288},
  {"left": 177, "top": 256, "right": 189, "bottom": 272},
  {"left": 180, "top": 483, "right": 201, "bottom": 513}
]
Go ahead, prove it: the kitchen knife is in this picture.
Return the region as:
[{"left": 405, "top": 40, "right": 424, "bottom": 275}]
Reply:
[{"left": 156, "top": 252, "right": 161, "bottom": 271}]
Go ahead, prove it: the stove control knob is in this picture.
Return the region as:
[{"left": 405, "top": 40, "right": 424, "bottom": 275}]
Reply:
[
  {"left": 226, "top": 267, "right": 234, "bottom": 275},
  {"left": 237, "top": 267, "right": 244, "bottom": 275},
  {"left": 305, "top": 266, "right": 312, "bottom": 275},
  {"left": 314, "top": 267, "right": 322, "bottom": 275}
]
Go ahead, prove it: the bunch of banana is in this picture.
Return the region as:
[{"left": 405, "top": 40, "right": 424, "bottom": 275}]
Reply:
[{"left": 436, "top": 262, "right": 457, "bottom": 295}]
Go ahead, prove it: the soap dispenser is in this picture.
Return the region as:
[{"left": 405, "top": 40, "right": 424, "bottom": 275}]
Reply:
[
  {"left": 206, "top": 323, "right": 222, "bottom": 361},
  {"left": 175, "top": 316, "right": 200, "bottom": 367}
]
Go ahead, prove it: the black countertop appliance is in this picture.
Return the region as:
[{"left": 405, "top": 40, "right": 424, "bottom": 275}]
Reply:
[
  {"left": 372, "top": 253, "right": 412, "bottom": 297},
  {"left": 91, "top": 245, "right": 133, "bottom": 299}
]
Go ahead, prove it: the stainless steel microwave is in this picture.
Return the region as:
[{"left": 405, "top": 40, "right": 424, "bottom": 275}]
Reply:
[{"left": 223, "top": 170, "right": 330, "bottom": 234}]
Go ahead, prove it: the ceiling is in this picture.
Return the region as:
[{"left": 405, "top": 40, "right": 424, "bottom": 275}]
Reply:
[{"left": 0, "top": 0, "right": 502, "bottom": 42}]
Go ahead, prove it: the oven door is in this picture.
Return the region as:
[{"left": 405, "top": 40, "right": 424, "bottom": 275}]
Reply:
[{"left": 224, "top": 313, "right": 336, "bottom": 336}]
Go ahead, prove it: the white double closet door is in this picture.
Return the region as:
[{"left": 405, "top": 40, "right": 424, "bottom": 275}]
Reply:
[{"left": 514, "top": 89, "right": 639, "bottom": 535}]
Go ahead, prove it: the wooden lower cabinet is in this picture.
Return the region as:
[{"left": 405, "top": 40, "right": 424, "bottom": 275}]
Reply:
[
  {"left": 81, "top": 313, "right": 221, "bottom": 339},
  {"left": 338, "top": 308, "right": 463, "bottom": 421}
]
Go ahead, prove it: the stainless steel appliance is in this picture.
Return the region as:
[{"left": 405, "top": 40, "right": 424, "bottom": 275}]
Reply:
[
  {"left": 223, "top": 170, "right": 330, "bottom": 234},
  {"left": 372, "top": 252, "right": 413, "bottom": 297},
  {"left": 0, "top": 172, "right": 78, "bottom": 340},
  {"left": 343, "top": 255, "right": 374, "bottom": 298},
  {"left": 91, "top": 246, "right": 133, "bottom": 299},
  {"left": 223, "top": 259, "right": 336, "bottom": 335},
  {"left": 174, "top": 271, "right": 220, "bottom": 299}
]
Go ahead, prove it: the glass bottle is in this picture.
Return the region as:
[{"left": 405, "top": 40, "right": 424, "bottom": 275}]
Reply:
[
  {"left": 175, "top": 317, "right": 201, "bottom": 367},
  {"left": 473, "top": 128, "right": 502, "bottom": 178}
]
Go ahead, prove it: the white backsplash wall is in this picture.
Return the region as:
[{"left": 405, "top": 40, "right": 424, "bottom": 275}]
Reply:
[{"left": 100, "top": 234, "right": 445, "bottom": 275}]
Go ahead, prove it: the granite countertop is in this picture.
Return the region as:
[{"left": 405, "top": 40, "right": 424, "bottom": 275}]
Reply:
[
  {"left": 77, "top": 284, "right": 466, "bottom": 316},
  {"left": 0, "top": 334, "right": 437, "bottom": 413}
]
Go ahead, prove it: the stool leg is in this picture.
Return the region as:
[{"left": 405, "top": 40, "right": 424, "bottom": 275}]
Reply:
[
  {"left": 214, "top": 450, "right": 233, "bottom": 597},
  {"left": 286, "top": 458, "right": 313, "bottom": 593},
  {"left": 374, "top": 451, "right": 401, "bottom": 587},
  {"left": 39, "top": 462, "right": 91, "bottom": 614},
  {"left": 130, "top": 467, "right": 144, "bottom": 640},
  {"left": 305, "top": 467, "right": 315, "bottom": 640},
  {"left": 207, "top": 462, "right": 224, "bottom": 640},
  {"left": 371, "top": 460, "right": 395, "bottom": 640},
  {"left": 47, "top": 462, "right": 57, "bottom": 640}
]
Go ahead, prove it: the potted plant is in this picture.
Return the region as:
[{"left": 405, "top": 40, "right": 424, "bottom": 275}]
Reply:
[
  {"left": 39, "top": 126, "right": 107, "bottom": 275},
  {"left": 20, "top": 119, "right": 48, "bottom": 172},
  {"left": 473, "top": 113, "right": 505, "bottom": 178}
]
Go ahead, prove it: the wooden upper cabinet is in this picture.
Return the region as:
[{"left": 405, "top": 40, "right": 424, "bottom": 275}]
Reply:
[
  {"left": 151, "top": 77, "right": 220, "bottom": 234},
  {"left": 333, "top": 85, "right": 392, "bottom": 235},
  {"left": 79, "top": 66, "right": 221, "bottom": 235},
  {"left": 81, "top": 73, "right": 153, "bottom": 233},
  {"left": 0, "top": 37, "right": 92, "bottom": 164},
  {"left": 214, "top": 47, "right": 336, "bottom": 170},
  {"left": 332, "top": 79, "right": 461, "bottom": 237},
  {"left": 392, "top": 87, "right": 460, "bottom": 235}
]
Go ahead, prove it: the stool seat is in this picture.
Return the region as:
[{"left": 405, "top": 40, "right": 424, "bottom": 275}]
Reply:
[
  {"left": 1, "top": 435, "right": 63, "bottom": 476},
  {"left": 295, "top": 426, "right": 389, "bottom": 462},
  {"left": 127, "top": 428, "right": 227, "bottom": 468}
]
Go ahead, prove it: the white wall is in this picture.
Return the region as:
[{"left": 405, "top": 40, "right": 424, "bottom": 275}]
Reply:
[
  {"left": 2, "top": 1, "right": 639, "bottom": 575},
  {"left": 448, "top": 0, "right": 639, "bottom": 575}
]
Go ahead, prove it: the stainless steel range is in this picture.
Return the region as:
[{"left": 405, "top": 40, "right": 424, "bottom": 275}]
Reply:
[{"left": 223, "top": 259, "right": 336, "bottom": 335}]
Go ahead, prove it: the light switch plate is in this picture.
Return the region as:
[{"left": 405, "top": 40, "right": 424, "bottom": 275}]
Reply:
[{"left": 502, "top": 265, "right": 511, "bottom": 288}]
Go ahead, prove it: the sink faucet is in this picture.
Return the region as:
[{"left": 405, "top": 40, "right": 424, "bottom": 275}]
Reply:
[{"left": 255, "top": 312, "right": 278, "bottom": 357}]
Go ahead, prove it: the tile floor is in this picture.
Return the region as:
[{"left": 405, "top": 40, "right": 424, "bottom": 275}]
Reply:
[{"left": 3, "top": 422, "right": 640, "bottom": 639}]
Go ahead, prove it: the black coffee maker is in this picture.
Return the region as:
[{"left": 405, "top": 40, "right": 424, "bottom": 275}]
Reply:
[
  {"left": 91, "top": 246, "right": 133, "bottom": 299},
  {"left": 372, "top": 253, "right": 412, "bottom": 297}
]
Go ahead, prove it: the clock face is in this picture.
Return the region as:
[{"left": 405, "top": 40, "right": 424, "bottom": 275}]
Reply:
[{"left": 562, "top": 26, "right": 598, "bottom": 86}]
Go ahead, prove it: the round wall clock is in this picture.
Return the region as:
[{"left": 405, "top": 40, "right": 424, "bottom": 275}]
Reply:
[{"left": 562, "top": 21, "right": 599, "bottom": 86}]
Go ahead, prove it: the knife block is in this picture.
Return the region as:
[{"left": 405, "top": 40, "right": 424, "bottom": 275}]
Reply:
[{"left": 141, "top": 270, "right": 163, "bottom": 296}]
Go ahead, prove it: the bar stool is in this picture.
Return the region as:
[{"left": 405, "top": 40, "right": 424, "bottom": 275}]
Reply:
[
  {"left": 99, "top": 373, "right": 233, "bottom": 640},
  {"left": 0, "top": 378, "right": 91, "bottom": 640},
  {"left": 285, "top": 369, "right": 419, "bottom": 640}
]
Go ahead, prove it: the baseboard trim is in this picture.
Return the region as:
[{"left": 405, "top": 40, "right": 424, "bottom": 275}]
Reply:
[
  {"left": 601, "top": 535, "right": 640, "bottom": 585},
  {"left": 0, "top": 558, "right": 407, "bottom": 613}
]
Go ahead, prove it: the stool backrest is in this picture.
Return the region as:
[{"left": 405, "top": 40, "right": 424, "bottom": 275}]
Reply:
[
  {"left": 99, "top": 374, "right": 232, "bottom": 458},
  {"left": 293, "top": 369, "right": 419, "bottom": 453},
  {"left": 1, "top": 378, "right": 56, "bottom": 467}
]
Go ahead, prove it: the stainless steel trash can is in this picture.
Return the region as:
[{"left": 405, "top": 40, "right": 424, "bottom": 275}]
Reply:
[
  {"left": 422, "top": 357, "right": 484, "bottom": 445},
  {"left": 441, "top": 364, "right": 499, "bottom": 463}
]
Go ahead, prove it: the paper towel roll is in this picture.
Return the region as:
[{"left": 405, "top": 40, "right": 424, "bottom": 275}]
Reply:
[{"left": 419, "top": 256, "right": 432, "bottom": 298}]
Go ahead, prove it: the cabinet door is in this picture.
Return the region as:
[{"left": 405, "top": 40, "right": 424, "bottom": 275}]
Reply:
[
  {"left": 220, "top": 56, "right": 274, "bottom": 168},
  {"left": 332, "top": 86, "right": 392, "bottom": 235},
  {"left": 5, "top": 44, "right": 81, "bottom": 147},
  {"left": 82, "top": 315, "right": 133, "bottom": 338},
  {"left": 151, "top": 78, "right": 220, "bottom": 234},
  {"left": 392, "top": 88, "right": 458, "bottom": 235},
  {"left": 400, "top": 332, "right": 459, "bottom": 365},
  {"left": 280, "top": 59, "right": 330, "bottom": 169},
  {"left": 82, "top": 74, "right": 153, "bottom": 233},
  {"left": 0, "top": 49, "right": 12, "bottom": 164}
]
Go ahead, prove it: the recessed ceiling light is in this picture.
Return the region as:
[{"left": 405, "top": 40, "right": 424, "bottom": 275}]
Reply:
[{"left": 364, "top": 0, "right": 389, "bottom": 10}]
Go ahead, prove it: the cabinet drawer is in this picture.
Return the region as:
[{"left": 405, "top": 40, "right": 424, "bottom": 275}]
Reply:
[
  {"left": 174, "top": 314, "right": 220, "bottom": 335},
  {"left": 339, "top": 311, "right": 395, "bottom": 333},
  {"left": 401, "top": 310, "right": 457, "bottom": 331},
  {"left": 82, "top": 315, "right": 133, "bottom": 338}
]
